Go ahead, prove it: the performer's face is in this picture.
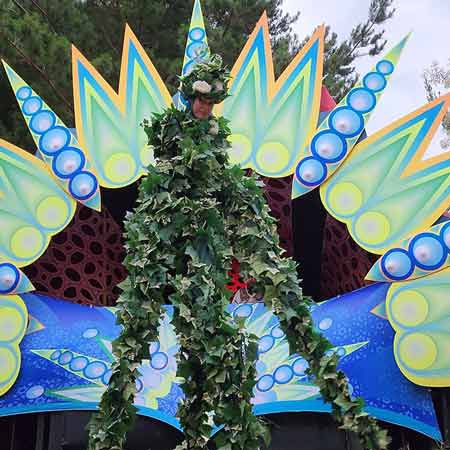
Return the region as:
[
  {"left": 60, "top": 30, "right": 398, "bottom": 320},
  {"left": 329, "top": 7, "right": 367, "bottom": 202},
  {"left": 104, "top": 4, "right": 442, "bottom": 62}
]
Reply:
[{"left": 192, "top": 97, "right": 215, "bottom": 119}]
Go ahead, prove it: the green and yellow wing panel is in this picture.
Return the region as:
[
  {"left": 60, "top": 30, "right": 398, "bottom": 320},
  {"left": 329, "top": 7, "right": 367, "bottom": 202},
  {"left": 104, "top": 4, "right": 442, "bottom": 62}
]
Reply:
[
  {"left": 386, "top": 268, "right": 450, "bottom": 387},
  {"left": 292, "top": 36, "right": 409, "bottom": 199},
  {"left": 2, "top": 62, "right": 101, "bottom": 211},
  {"left": 72, "top": 25, "right": 172, "bottom": 188},
  {"left": 0, "top": 295, "right": 28, "bottom": 396},
  {"left": 218, "top": 14, "right": 324, "bottom": 178},
  {"left": 320, "top": 94, "right": 450, "bottom": 255},
  {"left": 0, "top": 139, "right": 75, "bottom": 294}
]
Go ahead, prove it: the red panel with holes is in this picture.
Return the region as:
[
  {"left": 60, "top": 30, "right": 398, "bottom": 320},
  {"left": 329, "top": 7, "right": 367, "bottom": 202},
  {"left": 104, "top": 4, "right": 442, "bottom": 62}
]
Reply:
[{"left": 24, "top": 206, "right": 127, "bottom": 306}]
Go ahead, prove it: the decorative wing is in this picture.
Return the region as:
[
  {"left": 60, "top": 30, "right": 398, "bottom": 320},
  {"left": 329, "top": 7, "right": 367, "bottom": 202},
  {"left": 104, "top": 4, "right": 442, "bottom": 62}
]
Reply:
[
  {"left": 174, "top": 0, "right": 210, "bottom": 110},
  {"left": 292, "top": 36, "right": 409, "bottom": 198},
  {"left": 3, "top": 62, "right": 101, "bottom": 211},
  {"left": 72, "top": 25, "right": 172, "bottom": 188},
  {"left": 218, "top": 13, "right": 324, "bottom": 178},
  {"left": 320, "top": 94, "right": 450, "bottom": 254},
  {"left": 0, "top": 295, "right": 28, "bottom": 396},
  {"left": 0, "top": 137, "right": 76, "bottom": 295},
  {"left": 0, "top": 139, "right": 76, "bottom": 270},
  {"left": 386, "top": 267, "right": 450, "bottom": 387},
  {"left": 367, "top": 221, "right": 450, "bottom": 282}
]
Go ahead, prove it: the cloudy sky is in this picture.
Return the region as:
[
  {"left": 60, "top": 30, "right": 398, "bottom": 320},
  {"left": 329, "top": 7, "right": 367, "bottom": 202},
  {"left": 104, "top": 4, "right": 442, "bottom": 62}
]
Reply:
[{"left": 282, "top": 0, "right": 450, "bottom": 157}]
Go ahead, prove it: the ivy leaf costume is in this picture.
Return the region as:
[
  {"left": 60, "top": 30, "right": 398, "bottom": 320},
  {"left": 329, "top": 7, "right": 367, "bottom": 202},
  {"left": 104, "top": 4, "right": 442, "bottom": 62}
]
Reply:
[{"left": 87, "top": 57, "right": 389, "bottom": 450}]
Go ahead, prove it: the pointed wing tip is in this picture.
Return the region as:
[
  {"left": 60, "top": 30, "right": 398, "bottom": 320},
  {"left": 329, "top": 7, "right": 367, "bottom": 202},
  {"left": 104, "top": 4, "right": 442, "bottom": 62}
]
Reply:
[
  {"left": 71, "top": 43, "right": 82, "bottom": 60},
  {"left": 82, "top": 191, "right": 102, "bottom": 211},
  {"left": 316, "top": 24, "right": 326, "bottom": 36},
  {"left": 258, "top": 10, "right": 269, "bottom": 24},
  {"left": 124, "top": 22, "right": 135, "bottom": 38},
  {"left": 364, "top": 272, "right": 383, "bottom": 282}
]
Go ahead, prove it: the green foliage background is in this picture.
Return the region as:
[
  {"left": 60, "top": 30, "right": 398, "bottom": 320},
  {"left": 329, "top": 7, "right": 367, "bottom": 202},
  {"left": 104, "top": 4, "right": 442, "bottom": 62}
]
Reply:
[{"left": 0, "top": 0, "right": 394, "bottom": 150}]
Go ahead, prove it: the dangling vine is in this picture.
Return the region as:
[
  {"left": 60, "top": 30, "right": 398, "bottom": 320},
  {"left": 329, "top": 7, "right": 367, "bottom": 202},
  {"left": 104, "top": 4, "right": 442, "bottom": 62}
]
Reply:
[{"left": 87, "top": 56, "right": 389, "bottom": 450}]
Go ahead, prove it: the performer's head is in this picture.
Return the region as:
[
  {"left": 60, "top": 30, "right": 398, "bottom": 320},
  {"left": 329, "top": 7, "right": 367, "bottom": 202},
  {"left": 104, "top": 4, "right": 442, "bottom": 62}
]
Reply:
[
  {"left": 191, "top": 96, "right": 215, "bottom": 119},
  {"left": 179, "top": 54, "right": 230, "bottom": 119}
]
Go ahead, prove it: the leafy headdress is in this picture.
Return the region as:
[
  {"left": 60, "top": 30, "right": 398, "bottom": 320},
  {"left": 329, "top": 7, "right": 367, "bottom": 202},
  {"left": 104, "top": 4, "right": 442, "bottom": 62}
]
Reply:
[{"left": 179, "top": 54, "right": 230, "bottom": 103}]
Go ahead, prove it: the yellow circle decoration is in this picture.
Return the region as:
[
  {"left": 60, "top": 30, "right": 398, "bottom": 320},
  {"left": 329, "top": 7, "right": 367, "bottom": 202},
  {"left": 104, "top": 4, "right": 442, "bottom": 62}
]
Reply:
[
  {"left": 227, "top": 134, "right": 252, "bottom": 165},
  {"left": 10, "top": 227, "right": 44, "bottom": 260},
  {"left": 0, "top": 306, "right": 25, "bottom": 342},
  {"left": 399, "top": 333, "right": 437, "bottom": 371},
  {"left": 36, "top": 196, "right": 69, "bottom": 229},
  {"left": 327, "top": 182, "right": 363, "bottom": 216},
  {"left": 354, "top": 211, "right": 390, "bottom": 247},
  {"left": 391, "top": 290, "right": 429, "bottom": 328},
  {"left": 0, "top": 346, "right": 17, "bottom": 384},
  {"left": 105, "top": 153, "right": 137, "bottom": 184},
  {"left": 140, "top": 145, "right": 154, "bottom": 168},
  {"left": 255, "top": 142, "right": 290, "bottom": 174}
]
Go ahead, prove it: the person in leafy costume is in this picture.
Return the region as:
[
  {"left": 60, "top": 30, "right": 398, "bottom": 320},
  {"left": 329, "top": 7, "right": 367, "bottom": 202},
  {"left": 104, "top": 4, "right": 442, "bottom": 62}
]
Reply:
[{"left": 87, "top": 56, "right": 389, "bottom": 450}]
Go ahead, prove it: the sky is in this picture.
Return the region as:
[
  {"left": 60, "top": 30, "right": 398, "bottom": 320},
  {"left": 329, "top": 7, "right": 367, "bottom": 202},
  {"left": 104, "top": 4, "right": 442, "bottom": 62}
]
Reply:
[{"left": 282, "top": 0, "right": 450, "bottom": 157}]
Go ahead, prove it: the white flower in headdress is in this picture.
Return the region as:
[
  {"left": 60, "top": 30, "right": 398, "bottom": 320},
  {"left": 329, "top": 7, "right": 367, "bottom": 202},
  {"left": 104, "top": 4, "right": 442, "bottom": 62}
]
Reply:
[
  {"left": 209, "top": 120, "right": 219, "bottom": 135},
  {"left": 214, "top": 81, "right": 224, "bottom": 92},
  {"left": 192, "top": 80, "right": 212, "bottom": 94}
]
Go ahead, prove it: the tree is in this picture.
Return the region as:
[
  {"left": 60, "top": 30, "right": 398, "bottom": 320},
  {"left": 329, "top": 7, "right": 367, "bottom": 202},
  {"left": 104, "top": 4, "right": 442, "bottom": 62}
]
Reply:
[
  {"left": 322, "top": 0, "right": 395, "bottom": 100},
  {"left": 424, "top": 59, "right": 450, "bottom": 149},
  {"left": 0, "top": 0, "right": 395, "bottom": 150}
]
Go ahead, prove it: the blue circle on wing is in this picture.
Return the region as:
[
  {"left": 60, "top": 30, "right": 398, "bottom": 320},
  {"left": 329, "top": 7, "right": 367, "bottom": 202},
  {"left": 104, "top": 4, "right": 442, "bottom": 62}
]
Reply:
[
  {"left": 336, "top": 347, "right": 346, "bottom": 357},
  {"left": 292, "top": 357, "right": 309, "bottom": 376},
  {"left": 274, "top": 365, "right": 294, "bottom": 384},
  {"left": 22, "top": 96, "right": 43, "bottom": 115},
  {"left": 17, "top": 86, "right": 32, "bottom": 100},
  {"left": 30, "top": 110, "right": 56, "bottom": 134},
  {"left": 58, "top": 351, "right": 73, "bottom": 365},
  {"left": 136, "top": 378, "right": 144, "bottom": 393},
  {"left": 329, "top": 107, "right": 364, "bottom": 137},
  {"left": 150, "top": 341, "right": 160, "bottom": 355},
  {"left": 84, "top": 361, "right": 107, "bottom": 379},
  {"left": 409, "top": 233, "right": 446, "bottom": 271},
  {"left": 26, "top": 385, "right": 44, "bottom": 399},
  {"left": 52, "top": 147, "right": 85, "bottom": 178},
  {"left": 295, "top": 157, "right": 327, "bottom": 186},
  {"left": 363, "top": 72, "right": 387, "bottom": 92},
  {"left": 258, "top": 335, "right": 275, "bottom": 354},
  {"left": 187, "top": 41, "right": 208, "bottom": 59},
  {"left": 376, "top": 60, "right": 394, "bottom": 75},
  {"left": 189, "top": 27, "right": 206, "bottom": 41},
  {"left": 0, "top": 263, "right": 20, "bottom": 294},
  {"left": 51, "top": 350, "right": 61, "bottom": 360},
  {"left": 182, "top": 60, "right": 196, "bottom": 76},
  {"left": 233, "top": 304, "right": 253, "bottom": 319},
  {"left": 311, "top": 130, "right": 347, "bottom": 163},
  {"left": 102, "top": 369, "right": 112, "bottom": 385},
  {"left": 151, "top": 352, "right": 169, "bottom": 370},
  {"left": 270, "top": 325, "right": 285, "bottom": 339},
  {"left": 440, "top": 222, "right": 450, "bottom": 251},
  {"left": 82, "top": 328, "right": 98, "bottom": 339},
  {"left": 69, "top": 171, "right": 98, "bottom": 200},
  {"left": 347, "top": 88, "right": 376, "bottom": 114},
  {"left": 318, "top": 317, "right": 333, "bottom": 330},
  {"left": 381, "top": 248, "right": 414, "bottom": 280},
  {"left": 256, "top": 374, "right": 274, "bottom": 392},
  {"left": 39, "top": 126, "right": 71, "bottom": 155},
  {"left": 70, "top": 356, "right": 89, "bottom": 371}
]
